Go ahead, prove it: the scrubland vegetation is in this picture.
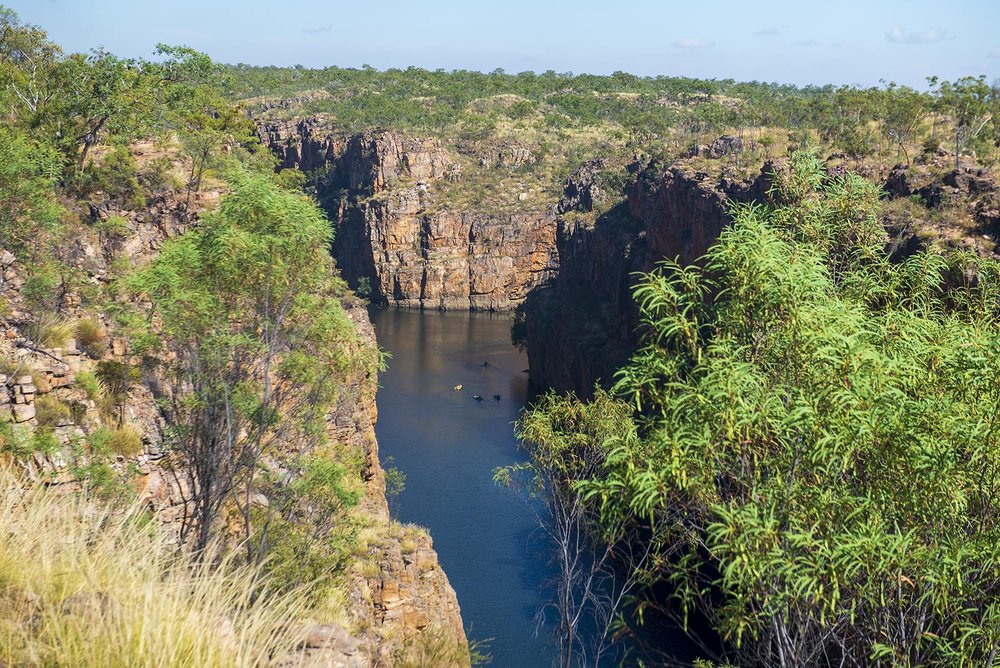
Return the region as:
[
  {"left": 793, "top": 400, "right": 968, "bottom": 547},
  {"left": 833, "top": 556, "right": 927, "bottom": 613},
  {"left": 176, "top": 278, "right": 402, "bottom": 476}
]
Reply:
[{"left": 518, "top": 152, "right": 1000, "bottom": 666}]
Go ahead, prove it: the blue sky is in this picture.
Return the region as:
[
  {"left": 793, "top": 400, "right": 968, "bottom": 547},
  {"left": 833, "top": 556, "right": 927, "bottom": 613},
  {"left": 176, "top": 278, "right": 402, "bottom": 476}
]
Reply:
[{"left": 6, "top": 0, "right": 999, "bottom": 87}]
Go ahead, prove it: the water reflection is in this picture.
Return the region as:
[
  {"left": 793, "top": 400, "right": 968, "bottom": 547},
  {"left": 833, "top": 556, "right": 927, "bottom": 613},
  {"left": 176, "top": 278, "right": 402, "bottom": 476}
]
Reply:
[{"left": 371, "top": 308, "right": 556, "bottom": 667}]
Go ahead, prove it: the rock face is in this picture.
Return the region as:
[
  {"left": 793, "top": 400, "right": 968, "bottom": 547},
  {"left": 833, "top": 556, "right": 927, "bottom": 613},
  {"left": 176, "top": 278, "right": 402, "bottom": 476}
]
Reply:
[
  {"left": 521, "top": 160, "right": 772, "bottom": 395},
  {"left": 329, "top": 306, "right": 469, "bottom": 665},
  {"left": 259, "top": 117, "right": 559, "bottom": 311}
]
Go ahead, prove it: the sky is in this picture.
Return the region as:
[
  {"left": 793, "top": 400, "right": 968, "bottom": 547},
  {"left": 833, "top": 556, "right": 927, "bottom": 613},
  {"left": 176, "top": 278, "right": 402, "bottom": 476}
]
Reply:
[{"left": 6, "top": 0, "right": 999, "bottom": 87}]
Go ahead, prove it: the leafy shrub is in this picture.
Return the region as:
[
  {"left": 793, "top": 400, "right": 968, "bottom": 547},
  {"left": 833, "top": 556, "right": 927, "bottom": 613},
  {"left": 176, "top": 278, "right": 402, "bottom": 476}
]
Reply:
[
  {"left": 529, "top": 160, "right": 1000, "bottom": 666},
  {"left": 81, "top": 146, "right": 145, "bottom": 209},
  {"left": 21, "top": 266, "right": 61, "bottom": 312},
  {"left": 137, "top": 155, "right": 177, "bottom": 193}
]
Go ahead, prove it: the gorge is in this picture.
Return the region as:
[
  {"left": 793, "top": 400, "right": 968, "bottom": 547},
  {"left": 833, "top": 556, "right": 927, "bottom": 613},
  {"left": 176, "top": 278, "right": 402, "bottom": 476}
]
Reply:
[{"left": 3, "top": 4, "right": 1000, "bottom": 663}]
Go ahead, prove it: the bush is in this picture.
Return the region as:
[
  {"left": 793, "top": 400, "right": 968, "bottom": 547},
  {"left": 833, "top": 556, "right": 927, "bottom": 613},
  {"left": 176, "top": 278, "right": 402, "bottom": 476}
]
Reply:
[
  {"left": 137, "top": 155, "right": 177, "bottom": 193},
  {"left": 21, "top": 266, "right": 61, "bottom": 312},
  {"left": 81, "top": 146, "right": 145, "bottom": 209},
  {"left": 86, "top": 424, "right": 142, "bottom": 457},
  {"left": 34, "top": 395, "right": 71, "bottom": 429},
  {"left": 535, "top": 162, "right": 1000, "bottom": 666},
  {"left": 74, "top": 370, "right": 103, "bottom": 401}
]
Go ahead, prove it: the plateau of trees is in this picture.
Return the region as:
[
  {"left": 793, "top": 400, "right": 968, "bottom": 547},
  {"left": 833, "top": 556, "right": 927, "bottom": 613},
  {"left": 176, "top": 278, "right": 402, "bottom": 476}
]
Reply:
[
  {"left": 519, "top": 152, "right": 1000, "bottom": 666},
  {"left": 225, "top": 60, "right": 1000, "bottom": 167}
]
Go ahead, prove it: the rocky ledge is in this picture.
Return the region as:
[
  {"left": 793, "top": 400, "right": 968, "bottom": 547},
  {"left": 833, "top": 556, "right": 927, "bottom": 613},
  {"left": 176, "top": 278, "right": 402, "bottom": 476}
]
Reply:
[{"left": 260, "top": 116, "right": 559, "bottom": 310}]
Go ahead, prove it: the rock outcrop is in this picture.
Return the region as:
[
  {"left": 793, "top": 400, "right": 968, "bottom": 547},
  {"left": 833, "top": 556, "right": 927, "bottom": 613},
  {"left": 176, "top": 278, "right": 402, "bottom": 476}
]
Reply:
[
  {"left": 521, "top": 160, "right": 772, "bottom": 395},
  {"left": 259, "top": 117, "right": 559, "bottom": 311}
]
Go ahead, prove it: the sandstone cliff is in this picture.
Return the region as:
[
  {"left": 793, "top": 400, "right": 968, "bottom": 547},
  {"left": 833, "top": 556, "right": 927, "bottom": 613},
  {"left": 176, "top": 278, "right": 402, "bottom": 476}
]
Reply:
[
  {"left": 521, "top": 159, "right": 770, "bottom": 395},
  {"left": 522, "top": 151, "right": 1000, "bottom": 396},
  {"left": 260, "top": 116, "right": 559, "bottom": 311}
]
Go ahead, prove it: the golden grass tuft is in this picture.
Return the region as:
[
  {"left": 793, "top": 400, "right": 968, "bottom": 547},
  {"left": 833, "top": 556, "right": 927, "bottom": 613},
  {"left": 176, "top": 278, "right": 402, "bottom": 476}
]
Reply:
[
  {"left": 24, "top": 313, "right": 74, "bottom": 350},
  {"left": 0, "top": 472, "right": 309, "bottom": 667}
]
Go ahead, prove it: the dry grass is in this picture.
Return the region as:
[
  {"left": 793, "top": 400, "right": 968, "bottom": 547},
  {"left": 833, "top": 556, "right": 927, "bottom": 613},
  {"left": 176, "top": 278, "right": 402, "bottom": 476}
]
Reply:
[
  {"left": 0, "top": 472, "right": 309, "bottom": 667},
  {"left": 23, "top": 314, "right": 74, "bottom": 350},
  {"left": 74, "top": 318, "right": 107, "bottom": 359}
]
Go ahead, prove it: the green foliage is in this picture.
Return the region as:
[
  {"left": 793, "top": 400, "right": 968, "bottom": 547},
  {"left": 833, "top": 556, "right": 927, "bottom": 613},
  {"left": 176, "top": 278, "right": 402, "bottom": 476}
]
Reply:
[
  {"left": 252, "top": 455, "right": 360, "bottom": 599},
  {"left": 34, "top": 395, "right": 70, "bottom": 429},
  {"left": 81, "top": 145, "right": 145, "bottom": 208},
  {"left": 0, "top": 124, "right": 64, "bottom": 257},
  {"left": 528, "top": 156, "right": 1000, "bottom": 666},
  {"left": 73, "top": 370, "right": 102, "bottom": 400},
  {"left": 127, "top": 170, "right": 368, "bottom": 549},
  {"left": 87, "top": 425, "right": 142, "bottom": 457}
]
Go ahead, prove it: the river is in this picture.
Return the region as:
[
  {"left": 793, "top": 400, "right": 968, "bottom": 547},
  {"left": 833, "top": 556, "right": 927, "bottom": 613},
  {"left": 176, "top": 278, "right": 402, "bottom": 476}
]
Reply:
[{"left": 371, "top": 307, "right": 556, "bottom": 667}]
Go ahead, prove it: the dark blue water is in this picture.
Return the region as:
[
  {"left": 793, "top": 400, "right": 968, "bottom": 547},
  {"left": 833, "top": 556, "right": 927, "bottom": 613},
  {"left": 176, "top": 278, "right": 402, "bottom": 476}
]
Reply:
[{"left": 371, "top": 308, "right": 557, "bottom": 667}]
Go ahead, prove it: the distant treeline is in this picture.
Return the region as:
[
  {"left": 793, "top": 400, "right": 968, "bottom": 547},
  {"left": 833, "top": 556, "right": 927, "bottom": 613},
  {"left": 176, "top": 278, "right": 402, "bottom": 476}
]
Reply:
[{"left": 223, "top": 64, "right": 1000, "bottom": 164}]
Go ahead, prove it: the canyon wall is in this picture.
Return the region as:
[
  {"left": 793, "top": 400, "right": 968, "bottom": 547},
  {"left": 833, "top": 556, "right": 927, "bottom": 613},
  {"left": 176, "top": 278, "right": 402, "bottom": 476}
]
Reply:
[
  {"left": 260, "top": 117, "right": 559, "bottom": 311},
  {"left": 521, "top": 160, "right": 771, "bottom": 396}
]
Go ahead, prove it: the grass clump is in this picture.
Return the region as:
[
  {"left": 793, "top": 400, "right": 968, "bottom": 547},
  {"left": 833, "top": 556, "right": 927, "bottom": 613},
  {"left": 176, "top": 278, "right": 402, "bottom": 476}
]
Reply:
[
  {"left": 23, "top": 313, "right": 74, "bottom": 349},
  {"left": 0, "top": 472, "right": 309, "bottom": 667},
  {"left": 75, "top": 318, "right": 107, "bottom": 359},
  {"left": 33, "top": 395, "right": 71, "bottom": 429},
  {"left": 86, "top": 424, "right": 143, "bottom": 457}
]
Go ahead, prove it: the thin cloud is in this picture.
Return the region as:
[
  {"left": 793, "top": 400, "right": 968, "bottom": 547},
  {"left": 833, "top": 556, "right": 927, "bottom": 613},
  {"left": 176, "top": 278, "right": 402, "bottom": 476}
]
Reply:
[
  {"left": 755, "top": 27, "right": 780, "bottom": 36},
  {"left": 794, "top": 39, "right": 821, "bottom": 47},
  {"left": 671, "top": 37, "right": 714, "bottom": 49},
  {"left": 885, "top": 26, "right": 948, "bottom": 44},
  {"left": 988, "top": 47, "right": 1000, "bottom": 60},
  {"left": 302, "top": 24, "right": 333, "bottom": 35}
]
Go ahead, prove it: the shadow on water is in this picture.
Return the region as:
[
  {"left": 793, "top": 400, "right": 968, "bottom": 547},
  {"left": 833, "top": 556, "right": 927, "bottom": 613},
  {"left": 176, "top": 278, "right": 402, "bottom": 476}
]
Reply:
[{"left": 370, "top": 307, "right": 557, "bottom": 667}]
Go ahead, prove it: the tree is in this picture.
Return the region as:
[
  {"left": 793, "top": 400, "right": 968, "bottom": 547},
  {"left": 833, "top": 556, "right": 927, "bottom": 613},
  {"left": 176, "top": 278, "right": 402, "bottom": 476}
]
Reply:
[
  {"left": 934, "top": 76, "right": 993, "bottom": 168},
  {"left": 129, "top": 171, "right": 363, "bottom": 553},
  {"left": 57, "top": 50, "right": 157, "bottom": 172},
  {"left": 0, "top": 124, "right": 63, "bottom": 258},
  {"left": 529, "top": 153, "right": 1000, "bottom": 666},
  {"left": 498, "top": 391, "right": 659, "bottom": 668},
  {"left": 881, "top": 82, "right": 926, "bottom": 165},
  {"left": 0, "top": 6, "right": 62, "bottom": 123}
]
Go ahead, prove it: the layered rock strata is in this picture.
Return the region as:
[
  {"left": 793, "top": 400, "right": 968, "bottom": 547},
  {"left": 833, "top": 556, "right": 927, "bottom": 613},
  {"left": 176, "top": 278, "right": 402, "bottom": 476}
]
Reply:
[
  {"left": 521, "top": 160, "right": 771, "bottom": 396},
  {"left": 260, "top": 117, "right": 559, "bottom": 310}
]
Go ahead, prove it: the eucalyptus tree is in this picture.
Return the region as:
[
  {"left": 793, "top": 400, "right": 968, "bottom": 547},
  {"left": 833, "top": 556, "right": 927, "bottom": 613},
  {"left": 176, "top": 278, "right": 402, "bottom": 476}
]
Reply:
[
  {"left": 933, "top": 75, "right": 993, "bottom": 168},
  {"left": 129, "top": 171, "right": 367, "bottom": 553},
  {"left": 524, "top": 152, "right": 1000, "bottom": 666}
]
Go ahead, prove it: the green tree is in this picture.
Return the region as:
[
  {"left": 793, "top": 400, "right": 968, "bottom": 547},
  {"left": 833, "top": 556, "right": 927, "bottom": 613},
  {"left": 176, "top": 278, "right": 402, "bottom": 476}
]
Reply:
[
  {"left": 527, "top": 154, "right": 1000, "bottom": 666},
  {"left": 934, "top": 76, "right": 993, "bottom": 168},
  {"left": 129, "top": 170, "right": 364, "bottom": 553}
]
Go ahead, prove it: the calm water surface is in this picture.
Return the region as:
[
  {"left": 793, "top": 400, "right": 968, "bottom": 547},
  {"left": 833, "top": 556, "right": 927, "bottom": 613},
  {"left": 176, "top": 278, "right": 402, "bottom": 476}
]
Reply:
[{"left": 371, "top": 307, "right": 556, "bottom": 667}]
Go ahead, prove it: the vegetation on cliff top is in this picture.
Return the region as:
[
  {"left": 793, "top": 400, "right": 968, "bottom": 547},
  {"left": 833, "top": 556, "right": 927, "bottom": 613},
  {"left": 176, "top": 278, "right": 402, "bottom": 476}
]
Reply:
[{"left": 519, "top": 152, "right": 1000, "bottom": 665}]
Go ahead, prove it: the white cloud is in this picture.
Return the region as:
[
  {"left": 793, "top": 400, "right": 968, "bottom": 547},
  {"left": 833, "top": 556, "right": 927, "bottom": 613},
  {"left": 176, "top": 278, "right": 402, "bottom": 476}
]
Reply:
[
  {"left": 302, "top": 24, "right": 333, "bottom": 35},
  {"left": 671, "top": 37, "right": 714, "bottom": 49},
  {"left": 885, "top": 26, "right": 948, "bottom": 44}
]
